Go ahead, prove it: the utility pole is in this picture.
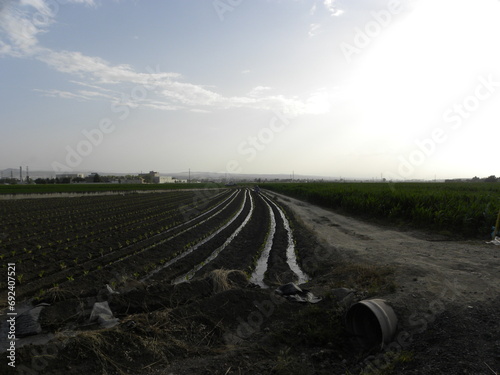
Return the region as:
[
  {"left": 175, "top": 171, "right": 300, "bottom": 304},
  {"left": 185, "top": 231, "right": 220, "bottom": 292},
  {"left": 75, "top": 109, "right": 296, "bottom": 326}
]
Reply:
[{"left": 188, "top": 168, "right": 190, "bottom": 183}]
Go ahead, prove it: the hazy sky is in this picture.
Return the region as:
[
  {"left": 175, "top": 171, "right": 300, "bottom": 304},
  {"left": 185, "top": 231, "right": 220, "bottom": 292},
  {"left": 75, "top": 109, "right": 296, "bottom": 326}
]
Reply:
[{"left": 1, "top": 0, "right": 499, "bottom": 180}]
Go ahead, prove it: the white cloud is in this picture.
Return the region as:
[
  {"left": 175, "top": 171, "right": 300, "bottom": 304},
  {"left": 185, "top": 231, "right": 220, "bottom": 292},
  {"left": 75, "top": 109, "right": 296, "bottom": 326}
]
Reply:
[
  {"left": 70, "top": 80, "right": 119, "bottom": 94},
  {"left": 305, "top": 89, "right": 331, "bottom": 114},
  {"left": 33, "top": 88, "right": 97, "bottom": 101},
  {"left": 190, "top": 109, "right": 211, "bottom": 114},
  {"left": 310, "top": 3, "right": 317, "bottom": 15},
  {"left": 247, "top": 86, "right": 272, "bottom": 97},
  {"left": 35, "top": 47, "right": 321, "bottom": 115},
  {"left": 308, "top": 23, "right": 321, "bottom": 37},
  {"left": 65, "top": 0, "right": 97, "bottom": 6},
  {"left": 38, "top": 49, "right": 181, "bottom": 86},
  {"left": 2, "top": 0, "right": 329, "bottom": 116},
  {"left": 20, "top": 0, "right": 52, "bottom": 16},
  {"left": 0, "top": 0, "right": 96, "bottom": 58},
  {"left": 0, "top": 40, "right": 13, "bottom": 55},
  {"left": 323, "top": 0, "right": 343, "bottom": 16},
  {"left": 161, "top": 81, "right": 221, "bottom": 107},
  {"left": 0, "top": 2, "right": 46, "bottom": 56}
]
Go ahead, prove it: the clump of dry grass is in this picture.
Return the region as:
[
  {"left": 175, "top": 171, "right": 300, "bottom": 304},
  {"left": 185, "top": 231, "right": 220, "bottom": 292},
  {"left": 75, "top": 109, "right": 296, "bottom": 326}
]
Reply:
[
  {"left": 43, "top": 285, "right": 77, "bottom": 303},
  {"left": 207, "top": 269, "right": 247, "bottom": 294},
  {"left": 75, "top": 331, "right": 132, "bottom": 375},
  {"left": 67, "top": 310, "right": 206, "bottom": 374}
]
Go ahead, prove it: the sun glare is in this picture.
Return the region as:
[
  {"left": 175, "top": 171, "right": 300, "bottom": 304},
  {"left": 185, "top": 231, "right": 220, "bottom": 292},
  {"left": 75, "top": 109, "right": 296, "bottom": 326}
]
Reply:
[{"left": 348, "top": 0, "right": 500, "bottom": 147}]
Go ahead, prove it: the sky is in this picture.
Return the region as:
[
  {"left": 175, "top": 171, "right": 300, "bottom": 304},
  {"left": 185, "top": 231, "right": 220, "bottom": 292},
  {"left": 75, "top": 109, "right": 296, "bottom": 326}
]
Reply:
[{"left": 1, "top": 0, "right": 500, "bottom": 180}]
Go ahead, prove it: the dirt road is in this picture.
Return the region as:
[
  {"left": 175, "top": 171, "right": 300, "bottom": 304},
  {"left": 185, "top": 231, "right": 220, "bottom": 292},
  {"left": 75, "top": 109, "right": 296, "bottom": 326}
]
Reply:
[
  {"left": 272, "top": 191, "right": 500, "bottom": 374},
  {"left": 272, "top": 191, "right": 499, "bottom": 305}
]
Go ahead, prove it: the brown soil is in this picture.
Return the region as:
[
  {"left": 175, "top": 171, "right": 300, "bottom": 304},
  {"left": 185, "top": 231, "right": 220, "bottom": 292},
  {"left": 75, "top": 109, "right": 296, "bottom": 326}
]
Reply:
[{"left": 2, "top": 191, "right": 499, "bottom": 375}]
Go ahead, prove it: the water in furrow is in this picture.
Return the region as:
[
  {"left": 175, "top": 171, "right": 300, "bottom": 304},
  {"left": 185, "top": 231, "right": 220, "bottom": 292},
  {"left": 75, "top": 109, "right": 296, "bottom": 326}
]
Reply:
[
  {"left": 265, "top": 195, "right": 309, "bottom": 285},
  {"left": 112, "top": 190, "right": 239, "bottom": 272},
  {"left": 141, "top": 189, "right": 247, "bottom": 282},
  {"left": 249, "top": 198, "right": 276, "bottom": 288},
  {"left": 173, "top": 190, "right": 255, "bottom": 284}
]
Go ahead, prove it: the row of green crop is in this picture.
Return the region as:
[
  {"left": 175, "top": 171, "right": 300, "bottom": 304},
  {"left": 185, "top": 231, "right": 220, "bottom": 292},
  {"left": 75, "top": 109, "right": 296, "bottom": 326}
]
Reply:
[{"left": 263, "top": 182, "right": 500, "bottom": 238}]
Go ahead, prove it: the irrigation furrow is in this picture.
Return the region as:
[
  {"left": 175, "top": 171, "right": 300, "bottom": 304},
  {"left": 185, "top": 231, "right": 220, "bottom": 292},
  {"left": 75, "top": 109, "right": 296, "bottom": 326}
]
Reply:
[
  {"left": 12, "top": 190, "right": 235, "bottom": 299},
  {"left": 141, "top": 189, "right": 249, "bottom": 282},
  {"left": 110, "top": 189, "right": 241, "bottom": 268},
  {"left": 1, "top": 191, "right": 212, "bottom": 254},
  {"left": 264, "top": 194, "right": 309, "bottom": 284},
  {"left": 172, "top": 189, "right": 255, "bottom": 284},
  {"left": 249, "top": 197, "right": 276, "bottom": 288},
  {"left": 8, "top": 190, "right": 231, "bottom": 275},
  {"left": 1, "top": 190, "right": 191, "bottom": 228}
]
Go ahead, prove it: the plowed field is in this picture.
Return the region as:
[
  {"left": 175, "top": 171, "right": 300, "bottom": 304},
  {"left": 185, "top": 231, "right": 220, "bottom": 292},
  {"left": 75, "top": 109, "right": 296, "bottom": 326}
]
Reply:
[{"left": 1, "top": 187, "right": 498, "bottom": 375}]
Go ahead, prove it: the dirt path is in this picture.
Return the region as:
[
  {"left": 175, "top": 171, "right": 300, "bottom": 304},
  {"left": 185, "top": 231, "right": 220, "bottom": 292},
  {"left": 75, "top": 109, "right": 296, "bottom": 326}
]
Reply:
[
  {"left": 271, "top": 190, "right": 500, "bottom": 374},
  {"left": 271, "top": 191, "right": 500, "bottom": 305}
]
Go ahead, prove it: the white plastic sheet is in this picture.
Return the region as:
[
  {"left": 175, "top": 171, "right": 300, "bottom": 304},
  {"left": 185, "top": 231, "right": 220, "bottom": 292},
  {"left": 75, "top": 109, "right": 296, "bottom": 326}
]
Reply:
[{"left": 486, "top": 236, "right": 500, "bottom": 245}]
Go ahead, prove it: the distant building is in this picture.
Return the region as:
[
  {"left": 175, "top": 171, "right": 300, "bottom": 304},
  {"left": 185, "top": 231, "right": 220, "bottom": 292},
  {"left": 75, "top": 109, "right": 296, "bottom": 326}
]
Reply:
[
  {"left": 157, "top": 176, "right": 175, "bottom": 183},
  {"left": 139, "top": 171, "right": 183, "bottom": 183}
]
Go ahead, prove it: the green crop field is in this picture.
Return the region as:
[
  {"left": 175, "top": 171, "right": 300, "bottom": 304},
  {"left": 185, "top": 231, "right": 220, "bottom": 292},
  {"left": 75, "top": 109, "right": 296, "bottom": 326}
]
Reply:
[{"left": 263, "top": 182, "right": 500, "bottom": 238}]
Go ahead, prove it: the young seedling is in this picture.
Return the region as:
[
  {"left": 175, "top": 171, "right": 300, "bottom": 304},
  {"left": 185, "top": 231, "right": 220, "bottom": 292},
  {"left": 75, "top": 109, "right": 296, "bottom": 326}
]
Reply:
[{"left": 35, "top": 289, "right": 46, "bottom": 300}]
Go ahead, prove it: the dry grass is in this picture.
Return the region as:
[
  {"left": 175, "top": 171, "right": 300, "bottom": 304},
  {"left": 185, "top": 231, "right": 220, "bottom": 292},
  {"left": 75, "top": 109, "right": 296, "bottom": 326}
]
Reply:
[
  {"left": 43, "top": 285, "right": 78, "bottom": 303},
  {"left": 75, "top": 331, "right": 131, "bottom": 375},
  {"left": 208, "top": 269, "right": 247, "bottom": 294},
  {"left": 68, "top": 310, "right": 204, "bottom": 374}
]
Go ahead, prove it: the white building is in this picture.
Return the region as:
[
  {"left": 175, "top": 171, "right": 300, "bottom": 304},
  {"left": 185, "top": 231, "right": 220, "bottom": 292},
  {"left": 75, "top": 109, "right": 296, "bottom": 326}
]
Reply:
[
  {"left": 139, "top": 171, "right": 183, "bottom": 183},
  {"left": 157, "top": 176, "right": 175, "bottom": 183}
]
